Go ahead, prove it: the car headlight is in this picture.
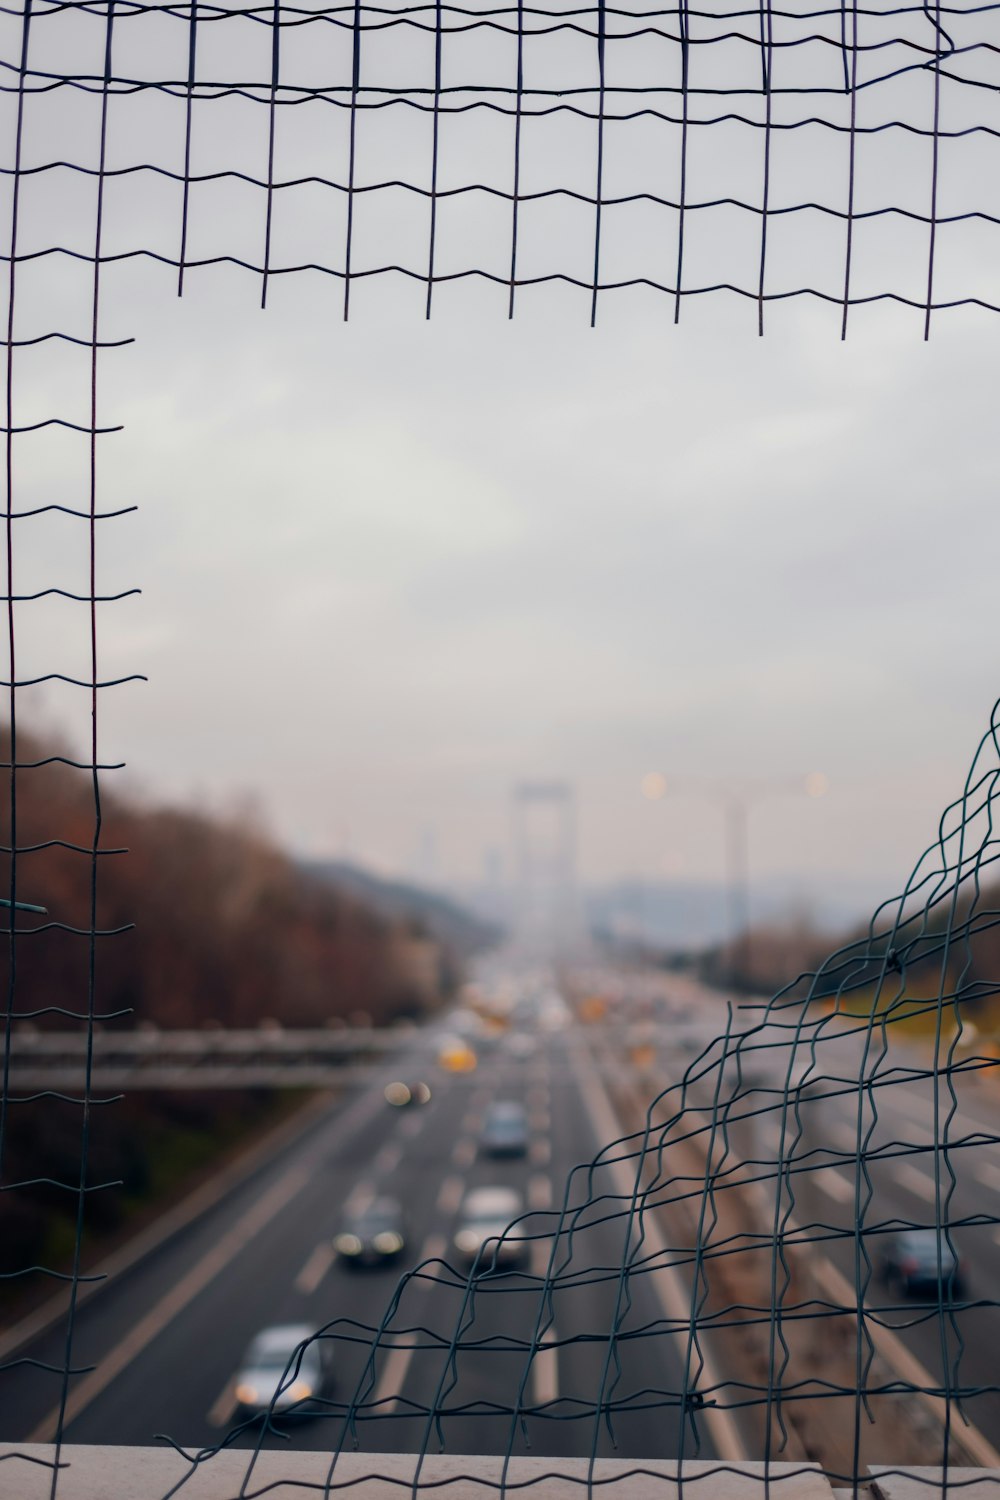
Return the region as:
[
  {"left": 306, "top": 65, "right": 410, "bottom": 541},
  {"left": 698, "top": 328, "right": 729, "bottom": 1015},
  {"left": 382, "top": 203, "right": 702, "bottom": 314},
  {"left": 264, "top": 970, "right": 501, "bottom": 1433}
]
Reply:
[
  {"left": 288, "top": 1379, "right": 313, "bottom": 1401},
  {"left": 373, "top": 1231, "right": 404, "bottom": 1254},
  {"left": 454, "top": 1230, "right": 483, "bottom": 1254},
  {"left": 235, "top": 1383, "right": 259, "bottom": 1406},
  {"left": 335, "top": 1233, "right": 363, "bottom": 1255}
]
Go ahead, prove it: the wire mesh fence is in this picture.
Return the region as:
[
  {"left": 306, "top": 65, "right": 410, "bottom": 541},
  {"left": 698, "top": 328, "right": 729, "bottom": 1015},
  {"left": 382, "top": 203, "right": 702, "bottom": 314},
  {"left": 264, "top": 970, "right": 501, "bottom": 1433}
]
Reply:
[{"left": 1, "top": 0, "right": 1000, "bottom": 1494}]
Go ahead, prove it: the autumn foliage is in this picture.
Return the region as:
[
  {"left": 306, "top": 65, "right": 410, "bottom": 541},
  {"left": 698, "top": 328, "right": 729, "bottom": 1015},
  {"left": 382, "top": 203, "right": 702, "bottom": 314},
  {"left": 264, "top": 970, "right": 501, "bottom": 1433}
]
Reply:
[
  {"left": 0, "top": 727, "right": 449, "bottom": 1305},
  {"left": 0, "top": 726, "right": 442, "bottom": 1031}
]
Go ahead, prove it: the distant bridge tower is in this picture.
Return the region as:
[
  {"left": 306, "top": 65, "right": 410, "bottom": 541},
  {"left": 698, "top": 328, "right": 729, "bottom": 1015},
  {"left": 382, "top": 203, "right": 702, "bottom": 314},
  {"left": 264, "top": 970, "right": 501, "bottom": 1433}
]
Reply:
[{"left": 511, "top": 781, "right": 583, "bottom": 955}]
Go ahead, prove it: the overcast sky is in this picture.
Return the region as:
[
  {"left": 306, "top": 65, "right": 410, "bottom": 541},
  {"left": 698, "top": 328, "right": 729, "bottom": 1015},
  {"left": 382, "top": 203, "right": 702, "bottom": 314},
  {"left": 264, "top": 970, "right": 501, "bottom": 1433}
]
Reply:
[{"left": 6, "top": 1, "right": 1000, "bottom": 920}]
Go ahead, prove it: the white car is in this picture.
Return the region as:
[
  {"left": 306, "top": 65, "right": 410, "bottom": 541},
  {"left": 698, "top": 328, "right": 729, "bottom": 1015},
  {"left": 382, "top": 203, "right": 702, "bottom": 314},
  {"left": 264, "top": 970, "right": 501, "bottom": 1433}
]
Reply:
[
  {"left": 452, "top": 1187, "right": 530, "bottom": 1273},
  {"left": 234, "top": 1323, "right": 330, "bottom": 1417}
]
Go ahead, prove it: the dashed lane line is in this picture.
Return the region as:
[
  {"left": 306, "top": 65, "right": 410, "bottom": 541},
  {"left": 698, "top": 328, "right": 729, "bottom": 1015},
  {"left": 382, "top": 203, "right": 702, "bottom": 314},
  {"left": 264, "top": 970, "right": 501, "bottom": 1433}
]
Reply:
[
  {"left": 29, "top": 1163, "right": 312, "bottom": 1442},
  {"left": 883, "top": 1086, "right": 991, "bottom": 1147},
  {"left": 400, "top": 1111, "right": 427, "bottom": 1140},
  {"left": 528, "top": 1174, "right": 552, "bottom": 1211},
  {"left": 295, "top": 1240, "right": 337, "bottom": 1296},
  {"left": 373, "top": 1142, "right": 402, "bottom": 1175},
  {"left": 436, "top": 1174, "right": 465, "bottom": 1215},
  {"left": 529, "top": 1138, "right": 550, "bottom": 1166},
  {"left": 452, "top": 1136, "right": 476, "bottom": 1169},
  {"left": 817, "top": 1169, "right": 854, "bottom": 1203},
  {"left": 530, "top": 1237, "right": 553, "bottom": 1281},
  {"left": 207, "top": 1378, "right": 238, "bottom": 1429},
  {"left": 343, "top": 1179, "right": 375, "bottom": 1216},
  {"left": 894, "top": 1160, "right": 936, "bottom": 1203},
  {"left": 974, "top": 1160, "right": 1000, "bottom": 1192},
  {"left": 371, "top": 1233, "right": 447, "bottom": 1415},
  {"left": 530, "top": 1325, "right": 559, "bottom": 1411}
]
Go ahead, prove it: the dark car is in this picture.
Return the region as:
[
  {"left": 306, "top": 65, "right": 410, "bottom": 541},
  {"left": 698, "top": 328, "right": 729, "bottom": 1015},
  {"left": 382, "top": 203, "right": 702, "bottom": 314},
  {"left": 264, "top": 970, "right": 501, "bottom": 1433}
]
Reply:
[
  {"left": 479, "top": 1100, "right": 529, "bottom": 1158},
  {"left": 880, "top": 1229, "right": 966, "bottom": 1299},
  {"left": 334, "top": 1196, "right": 407, "bottom": 1267}
]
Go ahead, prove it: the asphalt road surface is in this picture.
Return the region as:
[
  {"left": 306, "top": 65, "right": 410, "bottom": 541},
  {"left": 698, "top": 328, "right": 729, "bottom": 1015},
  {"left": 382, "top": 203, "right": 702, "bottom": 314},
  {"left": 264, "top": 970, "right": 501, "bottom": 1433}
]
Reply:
[
  {"left": 605, "top": 975, "right": 1000, "bottom": 1453},
  {"left": 1, "top": 1012, "right": 724, "bottom": 1464}
]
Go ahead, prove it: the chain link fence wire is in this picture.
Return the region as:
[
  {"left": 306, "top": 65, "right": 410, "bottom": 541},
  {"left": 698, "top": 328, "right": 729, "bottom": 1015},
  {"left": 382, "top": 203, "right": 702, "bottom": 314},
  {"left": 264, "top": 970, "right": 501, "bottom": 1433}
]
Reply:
[
  {"left": 1, "top": 0, "right": 1000, "bottom": 1495},
  {"left": 143, "top": 706, "right": 1000, "bottom": 1495}
]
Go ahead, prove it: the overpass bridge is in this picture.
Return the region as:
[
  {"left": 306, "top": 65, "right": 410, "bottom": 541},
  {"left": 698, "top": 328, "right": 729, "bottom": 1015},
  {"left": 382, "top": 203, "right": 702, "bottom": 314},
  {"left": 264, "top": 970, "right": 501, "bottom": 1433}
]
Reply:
[{"left": 3, "top": 1025, "right": 415, "bottom": 1091}]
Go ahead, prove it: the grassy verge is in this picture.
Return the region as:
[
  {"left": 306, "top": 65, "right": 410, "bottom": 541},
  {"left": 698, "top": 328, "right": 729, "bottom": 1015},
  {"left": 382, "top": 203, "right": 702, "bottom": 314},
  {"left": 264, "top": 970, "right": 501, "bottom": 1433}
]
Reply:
[{"left": 0, "top": 1089, "right": 314, "bottom": 1326}]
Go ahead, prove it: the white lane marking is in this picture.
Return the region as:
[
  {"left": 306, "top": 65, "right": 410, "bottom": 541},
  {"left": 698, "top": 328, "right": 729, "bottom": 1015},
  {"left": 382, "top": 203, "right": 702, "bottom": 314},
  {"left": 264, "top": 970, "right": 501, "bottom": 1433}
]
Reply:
[
  {"left": 295, "top": 1240, "right": 337, "bottom": 1295},
  {"left": 529, "top": 1111, "right": 550, "bottom": 1134},
  {"left": 531, "top": 1325, "right": 559, "bottom": 1410},
  {"left": 974, "top": 1160, "right": 1000, "bottom": 1192},
  {"left": 436, "top": 1174, "right": 465, "bottom": 1215},
  {"left": 529, "top": 1137, "right": 550, "bottom": 1166},
  {"left": 343, "top": 1179, "right": 375, "bottom": 1216},
  {"left": 895, "top": 1160, "right": 937, "bottom": 1203},
  {"left": 207, "top": 1377, "right": 238, "bottom": 1429},
  {"left": 452, "top": 1136, "right": 476, "bottom": 1169},
  {"left": 830, "top": 1125, "right": 860, "bottom": 1153},
  {"left": 461, "top": 1112, "right": 483, "bottom": 1136},
  {"left": 400, "top": 1111, "right": 426, "bottom": 1139},
  {"left": 818, "top": 1169, "right": 854, "bottom": 1203},
  {"left": 373, "top": 1142, "right": 402, "bottom": 1175},
  {"left": 29, "top": 1162, "right": 312, "bottom": 1442},
  {"left": 883, "top": 1087, "right": 986, "bottom": 1144},
  {"left": 417, "top": 1231, "right": 447, "bottom": 1266},
  {"left": 530, "top": 1236, "right": 553, "bottom": 1281},
  {"left": 568, "top": 1041, "right": 744, "bottom": 1460},
  {"left": 372, "top": 1233, "right": 447, "bottom": 1415},
  {"left": 528, "top": 1174, "right": 552, "bottom": 1211}
]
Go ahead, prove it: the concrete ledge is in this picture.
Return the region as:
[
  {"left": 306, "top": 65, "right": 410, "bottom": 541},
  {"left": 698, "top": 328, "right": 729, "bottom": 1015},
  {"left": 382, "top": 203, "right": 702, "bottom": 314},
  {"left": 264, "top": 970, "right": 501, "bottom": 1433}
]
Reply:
[
  {"left": 870, "top": 1468, "right": 1000, "bottom": 1499},
  {"left": 0, "top": 1448, "right": 839, "bottom": 1499},
  {"left": 2, "top": 1448, "right": 996, "bottom": 1500}
]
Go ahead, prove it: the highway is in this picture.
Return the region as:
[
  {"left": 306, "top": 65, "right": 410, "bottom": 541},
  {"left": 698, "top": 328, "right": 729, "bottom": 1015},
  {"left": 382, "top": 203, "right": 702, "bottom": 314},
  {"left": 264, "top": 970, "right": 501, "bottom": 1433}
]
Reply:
[
  {"left": 0, "top": 998, "right": 727, "bottom": 1464},
  {"left": 599, "top": 974, "right": 1000, "bottom": 1457},
  {"left": 4, "top": 967, "right": 996, "bottom": 1471}
]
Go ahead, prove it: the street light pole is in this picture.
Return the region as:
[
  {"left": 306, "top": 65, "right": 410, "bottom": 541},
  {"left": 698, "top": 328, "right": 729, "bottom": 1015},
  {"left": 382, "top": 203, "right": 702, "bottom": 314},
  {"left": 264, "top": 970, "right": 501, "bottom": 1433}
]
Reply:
[
  {"left": 724, "top": 796, "right": 750, "bottom": 988},
  {"left": 640, "top": 771, "right": 829, "bottom": 992}
]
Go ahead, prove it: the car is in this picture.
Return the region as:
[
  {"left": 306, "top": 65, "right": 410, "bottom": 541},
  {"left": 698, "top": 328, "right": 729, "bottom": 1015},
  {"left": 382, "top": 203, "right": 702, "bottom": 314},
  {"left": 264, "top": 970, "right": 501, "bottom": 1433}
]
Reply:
[
  {"left": 334, "top": 1196, "right": 407, "bottom": 1267},
  {"left": 504, "top": 1031, "right": 537, "bottom": 1060},
  {"left": 479, "top": 1100, "right": 529, "bottom": 1158},
  {"left": 438, "top": 1036, "right": 478, "bottom": 1073},
  {"left": 384, "top": 1080, "right": 432, "bottom": 1107},
  {"left": 880, "top": 1229, "right": 967, "bottom": 1300},
  {"left": 452, "top": 1186, "right": 530, "bottom": 1273},
  {"left": 233, "top": 1323, "right": 331, "bottom": 1418}
]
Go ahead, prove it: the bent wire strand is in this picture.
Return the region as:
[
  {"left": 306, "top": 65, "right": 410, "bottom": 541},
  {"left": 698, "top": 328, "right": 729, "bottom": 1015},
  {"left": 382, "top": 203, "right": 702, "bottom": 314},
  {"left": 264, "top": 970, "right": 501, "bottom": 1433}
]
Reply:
[{"left": 1, "top": 1, "right": 1000, "bottom": 1496}]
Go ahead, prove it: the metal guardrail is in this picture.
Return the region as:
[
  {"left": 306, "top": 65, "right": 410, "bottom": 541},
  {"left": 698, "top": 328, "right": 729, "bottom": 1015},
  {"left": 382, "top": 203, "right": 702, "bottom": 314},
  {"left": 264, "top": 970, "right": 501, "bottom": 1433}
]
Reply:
[{"left": 4, "top": 1026, "right": 410, "bottom": 1090}]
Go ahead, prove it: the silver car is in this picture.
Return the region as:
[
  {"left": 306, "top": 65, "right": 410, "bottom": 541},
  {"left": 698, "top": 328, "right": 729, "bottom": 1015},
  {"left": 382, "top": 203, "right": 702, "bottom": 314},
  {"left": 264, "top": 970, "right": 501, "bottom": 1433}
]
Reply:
[
  {"left": 234, "top": 1323, "right": 330, "bottom": 1417},
  {"left": 453, "top": 1186, "right": 530, "bottom": 1273}
]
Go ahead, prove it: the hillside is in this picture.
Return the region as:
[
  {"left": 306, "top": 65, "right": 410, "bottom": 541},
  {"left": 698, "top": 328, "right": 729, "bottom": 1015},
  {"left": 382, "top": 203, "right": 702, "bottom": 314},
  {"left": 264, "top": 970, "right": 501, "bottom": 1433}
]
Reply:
[{"left": 0, "top": 729, "right": 456, "bottom": 1031}]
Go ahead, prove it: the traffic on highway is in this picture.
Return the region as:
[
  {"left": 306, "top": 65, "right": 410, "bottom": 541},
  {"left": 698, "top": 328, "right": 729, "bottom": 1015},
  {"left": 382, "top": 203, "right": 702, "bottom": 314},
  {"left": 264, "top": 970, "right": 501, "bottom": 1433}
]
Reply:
[{"left": 2, "top": 961, "right": 997, "bottom": 1469}]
